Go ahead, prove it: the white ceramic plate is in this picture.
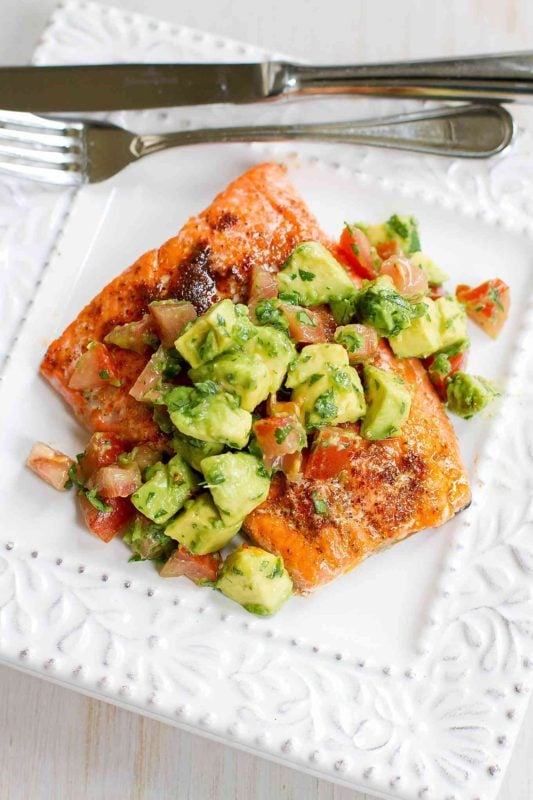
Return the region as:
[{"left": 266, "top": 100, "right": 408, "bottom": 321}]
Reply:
[{"left": 2, "top": 3, "right": 533, "bottom": 799}]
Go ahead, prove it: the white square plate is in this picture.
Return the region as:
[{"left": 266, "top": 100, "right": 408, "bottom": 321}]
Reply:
[{"left": 1, "top": 3, "right": 533, "bottom": 799}]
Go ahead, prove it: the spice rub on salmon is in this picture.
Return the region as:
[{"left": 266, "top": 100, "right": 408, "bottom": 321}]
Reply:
[
  {"left": 41, "top": 161, "right": 470, "bottom": 592},
  {"left": 244, "top": 343, "right": 470, "bottom": 593},
  {"left": 41, "top": 163, "right": 330, "bottom": 443}
]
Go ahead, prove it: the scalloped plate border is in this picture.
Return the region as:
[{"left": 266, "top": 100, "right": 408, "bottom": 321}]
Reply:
[{"left": 0, "top": 3, "right": 533, "bottom": 800}]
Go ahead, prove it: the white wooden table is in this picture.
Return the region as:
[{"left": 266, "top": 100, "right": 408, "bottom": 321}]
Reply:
[{"left": 1, "top": 1, "right": 533, "bottom": 797}]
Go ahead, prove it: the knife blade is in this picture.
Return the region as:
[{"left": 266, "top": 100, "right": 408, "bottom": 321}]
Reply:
[{"left": 2, "top": 52, "right": 533, "bottom": 112}]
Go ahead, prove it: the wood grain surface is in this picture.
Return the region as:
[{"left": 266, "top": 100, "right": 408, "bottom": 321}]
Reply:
[{"left": 1, "top": 0, "right": 533, "bottom": 798}]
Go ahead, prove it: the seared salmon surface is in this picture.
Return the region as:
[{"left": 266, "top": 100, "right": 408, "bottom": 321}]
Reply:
[
  {"left": 245, "top": 343, "right": 470, "bottom": 592},
  {"left": 41, "top": 162, "right": 470, "bottom": 591},
  {"left": 41, "top": 163, "right": 329, "bottom": 444}
]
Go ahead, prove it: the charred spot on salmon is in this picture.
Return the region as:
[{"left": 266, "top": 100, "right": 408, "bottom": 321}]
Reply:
[
  {"left": 210, "top": 210, "right": 239, "bottom": 231},
  {"left": 166, "top": 244, "right": 218, "bottom": 314}
]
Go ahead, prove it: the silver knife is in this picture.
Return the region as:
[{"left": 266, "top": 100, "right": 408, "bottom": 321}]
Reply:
[{"left": 3, "top": 51, "right": 533, "bottom": 111}]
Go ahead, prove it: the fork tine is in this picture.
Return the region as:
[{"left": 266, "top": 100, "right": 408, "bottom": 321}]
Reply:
[
  {"left": 0, "top": 160, "right": 84, "bottom": 185},
  {"left": 0, "top": 125, "right": 80, "bottom": 149},
  {"left": 0, "top": 141, "right": 81, "bottom": 165},
  {"left": 0, "top": 110, "right": 80, "bottom": 132},
  {"left": 0, "top": 109, "right": 85, "bottom": 184}
]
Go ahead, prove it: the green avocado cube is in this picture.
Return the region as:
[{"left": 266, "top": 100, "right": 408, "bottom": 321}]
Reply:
[
  {"left": 389, "top": 297, "right": 441, "bottom": 358},
  {"left": 131, "top": 454, "right": 198, "bottom": 524},
  {"left": 292, "top": 364, "right": 366, "bottom": 431},
  {"left": 358, "top": 215, "right": 421, "bottom": 255},
  {"left": 435, "top": 296, "right": 468, "bottom": 352},
  {"left": 361, "top": 364, "right": 412, "bottom": 440},
  {"left": 123, "top": 517, "right": 175, "bottom": 562},
  {"left": 446, "top": 372, "right": 499, "bottom": 419},
  {"left": 355, "top": 275, "right": 423, "bottom": 338},
  {"left": 410, "top": 251, "right": 449, "bottom": 286},
  {"left": 165, "top": 385, "right": 252, "bottom": 449},
  {"left": 174, "top": 299, "right": 240, "bottom": 368},
  {"left": 164, "top": 493, "right": 242, "bottom": 555},
  {"left": 217, "top": 545, "right": 293, "bottom": 616},
  {"left": 201, "top": 452, "right": 270, "bottom": 525},
  {"left": 277, "top": 241, "right": 356, "bottom": 307},
  {"left": 171, "top": 435, "right": 224, "bottom": 472},
  {"left": 243, "top": 324, "right": 295, "bottom": 393},
  {"left": 189, "top": 350, "right": 271, "bottom": 412},
  {"left": 285, "top": 343, "right": 348, "bottom": 389}
]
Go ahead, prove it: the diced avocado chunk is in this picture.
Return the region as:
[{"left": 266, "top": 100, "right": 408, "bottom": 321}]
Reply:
[
  {"left": 386, "top": 214, "right": 421, "bottom": 254},
  {"left": 217, "top": 545, "right": 293, "bottom": 616},
  {"left": 361, "top": 365, "right": 412, "bottom": 440},
  {"left": 358, "top": 215, "right": 421, "bottom": 255},
  {"left": 446, "top": 372, "right": 499, "bottom": 419},
  {"left": 166, "top": 385, "right": 252, "bottom": 449},
  {"left": 435, "top": 296, "right": 468, "bottom": 352},
  {"left": 358, "top": 222, "right": 389, "bottom": 248},
  {"left": 243, "top": 324, "right": 295, "bottom": 393},
  {"left": 277, "top": 241, "right": 356, "bottom": 307},
  {"left": 131, "top": 454, "right": 198, "bottom": 524},
  {"left": 389, "top": 297, "right": 441, "bottom": 358},
  {"left": 285, "top": 343, "right": 348, "bottom": 389},
  {"left": 172, "top": 435, "right": 224, "bottom": 472},
  {"left": 355, "top": 275, "right": 424, "bottom": 337},
  {"left": 189, "top": 350, "right": 271, "bottom": 412},
  {"left": 123, "top": 517, "right": 175, "bottom": 562},
  {"left": 292, "top": 364, "right": 366, "bottom": 430},
  {"left": 165, "top": 493, "right": 241, "bottom": 555},
  {"left": 174, "top": 299, "right": 240, "bottom": 368},
  {"left": 410, "top": 251, "right": 449, "bottom": 286},
  {"left": 201, "top": 452, "right": 270, "bottom": 525}
]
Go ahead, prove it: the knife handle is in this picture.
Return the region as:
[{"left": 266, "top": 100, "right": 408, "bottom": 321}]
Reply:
[
  {"left": 133, "top": 104, "right": 513, "bottom": 161},
  {"left": 283, "top": 51, "right": 533, "bottom": 103}
]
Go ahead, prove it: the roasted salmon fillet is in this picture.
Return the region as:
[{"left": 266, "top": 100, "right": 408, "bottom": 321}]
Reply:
[
  {"left": 41, "top": 163, "right": 329, "bottom": 444},
  {"left": 41, "top": 162, "right": 470, "bottom": 591},
  {"left": 245, "top": 342, "right": 470, "bottom": 592}
]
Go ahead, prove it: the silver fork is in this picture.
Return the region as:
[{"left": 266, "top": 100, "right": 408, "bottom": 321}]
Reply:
[{"left": 0, "top": 104, "right": 514, "bottom": 186}]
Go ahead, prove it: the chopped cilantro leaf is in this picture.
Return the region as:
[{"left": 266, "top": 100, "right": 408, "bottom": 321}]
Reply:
[
  {"left": 274, "top": 425, "right": 293, "bottom": 444},
  {"left": 311, "top": 493, "right": 329, "bottom": 515}
]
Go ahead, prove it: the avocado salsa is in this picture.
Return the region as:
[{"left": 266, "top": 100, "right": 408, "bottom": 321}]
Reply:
[{"left": 27, "top": 213, "right": 509, "bottom": 617}]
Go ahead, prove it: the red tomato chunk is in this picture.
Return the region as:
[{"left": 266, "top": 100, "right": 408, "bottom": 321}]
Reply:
[
  {"left": 27, "top": 442, "right": 74, "bottom": 491},
  {"left": 160, "top": 547, "right": 221, "bottom": 583},
  {"left": 456, "top": 279, "right": 510, "bottom": 339}
]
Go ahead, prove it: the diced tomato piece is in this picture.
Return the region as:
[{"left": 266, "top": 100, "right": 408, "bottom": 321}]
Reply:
[
  {"left": 429, "top": 285, "right": 447, "bottom": 301},
  {"left": 148, "top": 301, "right": 197, "bottom": 348},
  {"left": 305, "top": 427, "right": 360, "bottom": 480},
  {"left": 253, "top": 414, "right": 306, "bottom": 470},
  {"left": 423, "top": 349, "right": 469, "bottom": 402},
  {"left": 280, "top": 451, "right": 303, "bottom": 482},
  {"left": 249, "top": 264, "right": 278, "bottom": 319},
  {"left": 339, "top": 225, "right": 380, "bottom": 280},
  {"left": 78, "top": 494, "right": 134, "bottom": 543},
  {"left": 27, "top": 442, "right": 74, "bottom": 491},
  {"left": 456, "top": 279, "right": 510, "bottom": 339},
  {"left": 89, "top": 463, "right": 142, "bottom": 498},
  {"left": 376, "top": 239, "right": 401, "bottom": 260},
  {"left": 336, "top": 324, "right": 379, "bottom": 364},
  {"left": 68, "top": 342, "right": 121, "bottom": 391},
  {"left": 160, "top": 547, "right": 221, "bottom": 583},
  {"left": 129, "top": 347, "right": 165, "bottom": 403},
  {"left": 379, "top": 255, "right": 428, "bottom": 298},
  {"left": 266, "top": 396, "right": 302, "bottom": 420},
  {"left": 79, "top": 432, "right": 128, "bottom": 480},
  {"left": 104, "top": 314, "right": 157, "bottom": 354},
  {"left": 280, "top": 303, "right": 336, "bottom": 343}
]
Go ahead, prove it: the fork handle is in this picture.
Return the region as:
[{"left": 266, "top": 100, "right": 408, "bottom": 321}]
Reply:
[{"left": 132, "top": 104, "right": 513, "bottom": 160}]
